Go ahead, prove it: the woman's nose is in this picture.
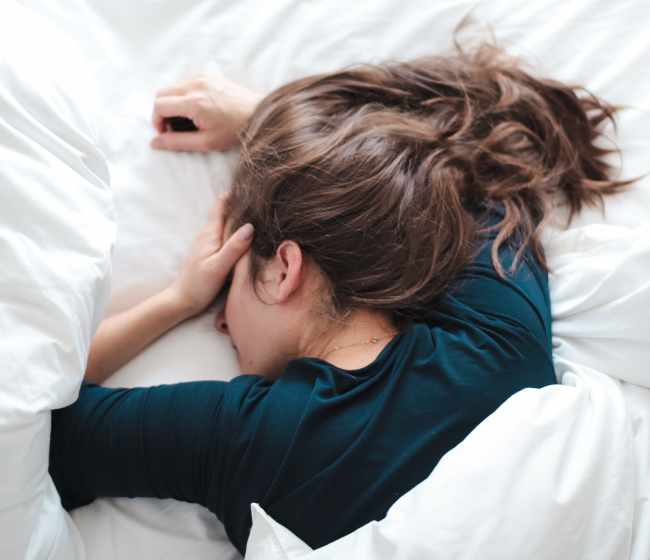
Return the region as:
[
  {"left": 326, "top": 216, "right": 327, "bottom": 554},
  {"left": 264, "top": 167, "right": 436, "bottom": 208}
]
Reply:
[{"left": 215, "top": 310, "right": 230, "bottom": 334}]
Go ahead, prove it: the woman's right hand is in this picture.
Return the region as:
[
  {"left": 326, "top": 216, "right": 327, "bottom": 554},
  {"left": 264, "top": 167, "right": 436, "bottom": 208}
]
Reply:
[
  {"left": 168, "top": 194, "right": 253, "bottom": 316},
  {"left": 85, "top": 194, "right": 252, "bottom": 384},
  {"left": 151, "top": 72, "right": 263, "bottom": 152}
]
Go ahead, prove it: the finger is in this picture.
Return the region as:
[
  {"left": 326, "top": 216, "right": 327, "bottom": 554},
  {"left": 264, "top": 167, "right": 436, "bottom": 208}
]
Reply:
[
  {"left": 155, "top": 82, "right": 194, "bottom": 99},
  {"left": 155, "top": 73, "right": 209, "bottom": 98},
  {"left": 223, "top": 215, "right": 235, "bottom": 238},
  {"left": 211, "top": 224, "right": 254, "bottom": 279},
  {"left": 207, "top": 194, "right": 228, "bottom": 248},
  {"left": 151, "top": 97, "right": 193, "bottom": 133},
  {"left": 152, "top": 114, "right": 166, "bottom": 134},
  {"left": 150, "top": 131, "right": 213, "bottom": 152},
  {"left": 208, "top": 193, "right": 229, "bottom": 222}
]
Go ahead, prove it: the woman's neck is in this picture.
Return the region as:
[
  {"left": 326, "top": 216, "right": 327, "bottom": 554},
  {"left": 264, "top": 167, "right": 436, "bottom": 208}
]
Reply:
[{"left": 312, "top": 308, "right": 399, "bottom": 370}]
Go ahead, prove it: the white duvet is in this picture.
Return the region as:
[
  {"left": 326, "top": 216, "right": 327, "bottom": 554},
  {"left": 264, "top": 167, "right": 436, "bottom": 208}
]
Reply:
[
  {"left": 0, "top": 2, "right": 114, "bottom": 559},
  {"left": 2, "top": 0, "right": 650, "bottom": 559}
]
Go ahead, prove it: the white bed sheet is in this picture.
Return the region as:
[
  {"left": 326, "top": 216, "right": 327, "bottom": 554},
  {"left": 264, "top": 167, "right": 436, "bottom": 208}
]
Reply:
[{"left": 15, "top": 0, "right": 650, "bottom": 558}]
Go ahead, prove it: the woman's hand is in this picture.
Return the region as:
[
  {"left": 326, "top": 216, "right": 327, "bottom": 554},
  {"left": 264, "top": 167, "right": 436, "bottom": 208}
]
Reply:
[
  {"left": 151, "top": 72, "right": 263, "bottom": 152},
  {"left": 85, "top": 195, "right": 252, "bottom": 385},
  {"left": 168, "top": 194, "right": 254, "bottom": 316}
]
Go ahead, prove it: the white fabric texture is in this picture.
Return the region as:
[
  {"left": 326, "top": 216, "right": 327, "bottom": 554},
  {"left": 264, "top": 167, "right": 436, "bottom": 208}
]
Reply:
[
  {"left": 10, "top": 0, "right": 650, "bottom": 559},
  {"left": 0, "top": 1, "right": 114, "bottom": 559}
]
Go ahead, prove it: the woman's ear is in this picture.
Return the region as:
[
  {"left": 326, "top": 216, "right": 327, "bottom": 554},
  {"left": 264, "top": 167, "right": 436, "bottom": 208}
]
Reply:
[{"left": 273, "top": 240, "right": 304, "bottom": 303}]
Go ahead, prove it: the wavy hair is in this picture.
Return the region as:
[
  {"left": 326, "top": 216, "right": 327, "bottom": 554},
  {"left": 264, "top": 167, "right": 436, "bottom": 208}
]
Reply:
[{"left": 228, "top": 45, "right": 628, "bottom": 318}]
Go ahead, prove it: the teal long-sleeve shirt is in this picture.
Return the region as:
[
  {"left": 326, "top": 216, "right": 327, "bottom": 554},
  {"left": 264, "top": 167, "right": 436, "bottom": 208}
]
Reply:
[{"left": 49, "top": 220, "right": 555, "bottom": 555}]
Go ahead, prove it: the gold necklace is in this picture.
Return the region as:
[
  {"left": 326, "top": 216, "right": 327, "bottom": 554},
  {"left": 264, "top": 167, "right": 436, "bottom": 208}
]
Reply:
[{"left": 322, "top": 333, "right": 398, "bottom": 361}]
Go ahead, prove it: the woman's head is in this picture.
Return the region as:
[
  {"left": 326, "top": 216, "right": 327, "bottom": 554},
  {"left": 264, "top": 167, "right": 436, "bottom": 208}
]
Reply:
[{"left": 222, "top": 44, "right": 627, "bottom": 377}]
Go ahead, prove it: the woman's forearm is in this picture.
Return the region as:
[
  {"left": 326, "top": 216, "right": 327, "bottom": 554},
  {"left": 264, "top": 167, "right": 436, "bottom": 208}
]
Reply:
[
  {"left": 85, "top": 288, "right": 195, "bottom": 384},
  {"left": 85, "top": 196, "right": 253, "bottom": 385}
]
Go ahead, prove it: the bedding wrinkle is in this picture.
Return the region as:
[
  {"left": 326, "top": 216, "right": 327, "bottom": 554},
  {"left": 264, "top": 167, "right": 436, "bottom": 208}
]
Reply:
[{"left": 0, "top": 5, "right": 113, "bottom": 557}]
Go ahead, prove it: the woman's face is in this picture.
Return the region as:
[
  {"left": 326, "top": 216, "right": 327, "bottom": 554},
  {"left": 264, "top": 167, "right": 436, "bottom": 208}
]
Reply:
[{"left": 215, "top": 252, "right": 297, "bottom": 379}]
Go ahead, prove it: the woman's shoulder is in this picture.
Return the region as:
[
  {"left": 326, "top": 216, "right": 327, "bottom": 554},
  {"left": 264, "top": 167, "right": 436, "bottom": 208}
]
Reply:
[{"left": 443, "top": 202, "right": 552, "bottom": 342}]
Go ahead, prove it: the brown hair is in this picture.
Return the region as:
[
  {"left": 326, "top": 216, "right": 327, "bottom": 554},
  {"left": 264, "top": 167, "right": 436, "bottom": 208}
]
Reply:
[{"left": 228, "top": 45, "right": 627, "bottom": 319}]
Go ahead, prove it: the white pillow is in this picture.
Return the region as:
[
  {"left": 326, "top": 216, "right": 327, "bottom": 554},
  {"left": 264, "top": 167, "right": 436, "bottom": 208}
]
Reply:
[{"left": 0, "top": 2, "right": 114, "bottom": 559}]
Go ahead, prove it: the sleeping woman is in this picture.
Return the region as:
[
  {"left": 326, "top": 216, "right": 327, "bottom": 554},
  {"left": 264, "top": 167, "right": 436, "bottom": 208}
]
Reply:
[{"left": 49, "top": 45, "right": 625, "bottom": 555}]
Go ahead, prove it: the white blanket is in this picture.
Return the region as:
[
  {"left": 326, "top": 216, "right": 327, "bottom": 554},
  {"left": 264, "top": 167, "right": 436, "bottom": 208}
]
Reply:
[
  {"left": 0, "top": 2, "right": 114, "bottom": 559},
  {"left": 10, "top": 0, "right": 650, "bottom": 558}
]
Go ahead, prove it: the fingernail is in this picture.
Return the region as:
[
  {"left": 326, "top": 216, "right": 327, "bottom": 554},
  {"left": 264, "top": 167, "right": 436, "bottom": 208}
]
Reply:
[
  {"left": 151, "top": 137, "right": 163, "bottom": 149},
  {"left": 238, "top": 223, "right": 254, "bottom": 242}
]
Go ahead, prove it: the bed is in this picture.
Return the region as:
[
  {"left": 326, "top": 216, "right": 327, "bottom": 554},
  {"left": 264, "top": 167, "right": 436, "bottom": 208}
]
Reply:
[{"left": 2, "top": 0, "right": 650, "bottom": 558}]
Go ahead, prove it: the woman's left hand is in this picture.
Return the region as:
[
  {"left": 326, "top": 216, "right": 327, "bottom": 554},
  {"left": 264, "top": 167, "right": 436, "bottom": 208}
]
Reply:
[
  {"left": 151, "top": 72, "right": 263, "bottom": 152},
  {"left": 168, "top": 194, "right": 254, "bottom": 316}
]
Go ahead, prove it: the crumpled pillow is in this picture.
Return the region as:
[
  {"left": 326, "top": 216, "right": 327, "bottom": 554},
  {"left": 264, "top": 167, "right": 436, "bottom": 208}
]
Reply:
[{"left": 0, "top": 2, "right": 115, "bottom": 559}]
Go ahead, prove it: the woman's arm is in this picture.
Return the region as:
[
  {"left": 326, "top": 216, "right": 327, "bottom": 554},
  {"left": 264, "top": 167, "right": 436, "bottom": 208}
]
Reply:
[
  {"left": 85, "top": 195, "right": 254, "bottom": 384},
  {"left": 49, "top": 379, "right": 248, "bottom": 511},
  {"left": 50, "top": 374, "right": 273, "bottom": 555},
  {"left": 150, "top": 72, "right": 263, "bottom": 152},
  {"left": 84, "top": 289, "right": 195, "bottom": 384}
]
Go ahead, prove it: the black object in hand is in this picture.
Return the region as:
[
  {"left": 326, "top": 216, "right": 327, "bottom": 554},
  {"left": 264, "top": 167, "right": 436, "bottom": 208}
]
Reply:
[{"left": 168, "top": 116, "right": 199, "bottom": 132}]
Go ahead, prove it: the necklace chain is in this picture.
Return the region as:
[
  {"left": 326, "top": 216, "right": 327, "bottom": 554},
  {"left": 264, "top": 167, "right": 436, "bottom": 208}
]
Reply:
[{"left": 322, "top": 333, "right": 398, "bottom": 361}]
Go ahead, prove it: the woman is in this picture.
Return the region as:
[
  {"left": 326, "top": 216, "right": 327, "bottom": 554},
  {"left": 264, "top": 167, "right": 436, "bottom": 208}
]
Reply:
[{"left": 49, "top": 46, "right": 625, "bottom": 555}]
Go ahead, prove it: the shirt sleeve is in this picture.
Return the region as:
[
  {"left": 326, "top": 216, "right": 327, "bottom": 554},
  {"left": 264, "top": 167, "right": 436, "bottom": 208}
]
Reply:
[
  {"left": 49, "top": 377, "right": 268, "bottom": 512},
  {"left": 425, "top": 203, "right": 552, "bottom": 346},
  {"left": 426, "top": 232, "right": 552, "bottom": 352}
]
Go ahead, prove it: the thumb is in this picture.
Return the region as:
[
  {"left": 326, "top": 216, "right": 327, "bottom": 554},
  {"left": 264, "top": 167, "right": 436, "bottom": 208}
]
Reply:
[
  {"left": 150, "top": 131, "right": 213, "bottom": 152},
  {"left": 212, "top": 223, "right": 254, "bottom": 277}
]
